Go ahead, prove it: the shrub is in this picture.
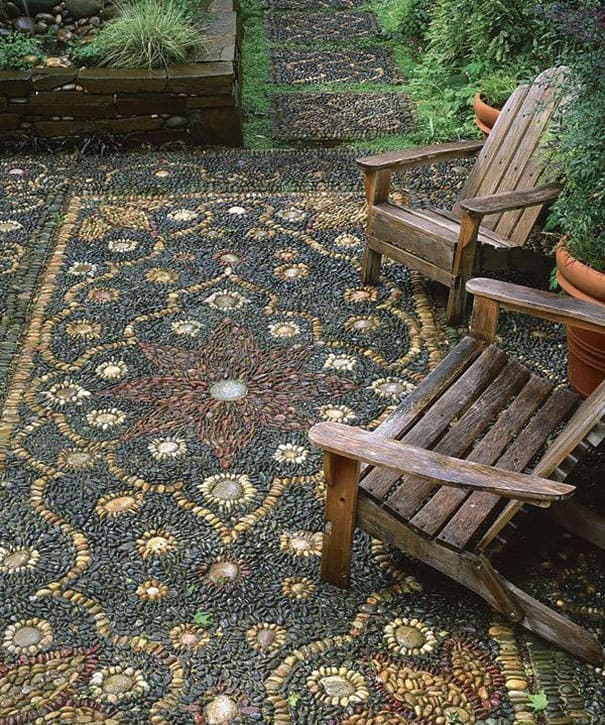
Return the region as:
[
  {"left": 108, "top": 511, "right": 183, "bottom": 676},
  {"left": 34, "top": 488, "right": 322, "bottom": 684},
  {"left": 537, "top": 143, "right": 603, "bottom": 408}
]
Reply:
[
  {"left": 0, "top": 33, "right": 44, "bottom": 71},
  {"left": 95, "top": 0, "right": 205, "bottom": 69}
]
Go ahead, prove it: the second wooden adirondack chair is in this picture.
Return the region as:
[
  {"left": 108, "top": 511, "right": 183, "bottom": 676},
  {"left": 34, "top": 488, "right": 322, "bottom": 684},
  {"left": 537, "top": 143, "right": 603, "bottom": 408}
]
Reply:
[{"left": 358, "top": 66, "right": 568, "bottom": 323}]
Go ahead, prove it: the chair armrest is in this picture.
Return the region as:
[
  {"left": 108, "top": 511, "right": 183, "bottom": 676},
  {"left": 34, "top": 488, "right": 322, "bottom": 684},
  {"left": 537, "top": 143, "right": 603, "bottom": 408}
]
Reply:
[
  {"left": 309, "top": 423, "right": 575, "bottom": 505},
  {"left": 467, "top": 278, "right": 605, "bottom": 333},
  {"left": 357, "top": 140, "right": 484, "bottom": 172},
  {"left": 459, "top": 182, "right": 561, "bottom": 217}
]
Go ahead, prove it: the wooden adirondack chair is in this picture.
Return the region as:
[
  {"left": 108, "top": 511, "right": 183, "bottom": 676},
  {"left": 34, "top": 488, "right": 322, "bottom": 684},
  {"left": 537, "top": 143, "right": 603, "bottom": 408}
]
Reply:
[
  {"left": 359, "top": 66, "right": 568, "bottom": 323},
  {"left": 309, "top": 278, "right": 605, "bottom": 664}
]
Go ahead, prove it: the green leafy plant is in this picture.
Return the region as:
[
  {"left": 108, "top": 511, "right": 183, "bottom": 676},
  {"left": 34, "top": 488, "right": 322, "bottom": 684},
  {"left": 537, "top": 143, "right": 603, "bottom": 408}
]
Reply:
[
  {"left": 193, "top": 611, "right": 212, "bottom": 626},
  {"left": 94, "top": 0, "right": 206, "bottom": 69},
  {"left": 477, "top": 72, "right": 519, "bottom": 108},
  {"left": 67, "top": 38, "right": 106, "bottom": 68},
  {"left": 527, "top": 691, "right": 548, "bottom": 712},
  {"left": 0, "top": 33, "right": 45, "bottom": 71}
]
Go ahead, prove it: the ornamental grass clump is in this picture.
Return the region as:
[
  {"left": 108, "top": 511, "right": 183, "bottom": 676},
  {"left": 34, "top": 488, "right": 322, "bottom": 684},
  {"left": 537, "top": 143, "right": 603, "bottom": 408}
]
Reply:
[{"left": 95, "top": 0, "right": 205, "bottom": 69}]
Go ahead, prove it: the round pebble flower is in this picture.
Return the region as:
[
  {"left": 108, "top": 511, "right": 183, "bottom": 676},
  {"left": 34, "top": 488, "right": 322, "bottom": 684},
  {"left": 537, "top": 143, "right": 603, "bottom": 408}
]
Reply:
[
  {"left": 136, "top": 579, "right": 169, "bottom": 601},
  {"left": 89, "top": 664, "right": 149, "bottom": 704},
  {"left": 203, "top": 694, "right": 241, "bottom": 723},
  {"left": 383, "top": 617, "right": 438, "bottom": 656},
  {"left": 167, "top": 208, "right": 198, "bottom": 222},
  {"left": 95, "top": 359, "right": 128, "bottom": 381},
  {"left": 214, "top": 250, "right": 245, "bottom": 266},
  {"left": 198, "top": 473, "right": 257, "bottom": 511},
  {"left": 170, "top": 623, "right": 210, "bottom": 652},
  {"left": 279, "top": 530, "right": 323, "bottom": 558},
  {"left": 66, "top": 319, "right": 102, "bottom": 341},
  {"left": 87, "top": 287, "right": 120, "bottom": 304},
  {"left": 370, "top": 378, "right": 414, "bottom": 400},
  {"left": 148, "top": 436, "right": 187, "bottom": 461},
  {"left": 107, "top": 238, "right": 138, "bottom": 253},
  {"left": 145, "top": 268, "right": 180, "bottom": 284},
  {"left": 171, "top": 319, "right": 202, "bottom": 337},
  {"left": 344, "top": 315, "right": 382, "bottom": 334},
  {"left": 0, "top": 545, "right": 40, "bottom": 574},
  {"left": 136, "top": 530, "right": 177, "bottom": 559},
  {"left": 204, "top": 289, "right": 250, "bottom": 311},
  {"left": 274, "top": 248, "right": 299, "bottom": 261},
  {"left": 43, "top": 380, "right": 91, "bottom": 408},
  {"left": 68, "top": 261, "right": 97, "bottom": 277},
  {"left": 95, "top": 491, "right": 144, "bottom": 518},
  {"left": 0, "top": 219, "right": 23, "bottom": 233},
  {"left": 323, "top": 352, "right": 357, "bottom": 371},
  {"left": 268, "top": 321, "right": 301, "bottom": 338},
  {"left": 246, "top": 623, "right": 287, "bottom": 653},
  {"left": 307, "top": 666, "right": 369, "bottom": 706},
  {"left": 317, "top": 404, "right": 356, "bottom": 424},
  {"left": 344, "top": 287, "right": 379, "bottom": 303},
  {"left": 57, "top": 448, "right": 97, "bottom": 471},
  {"left": 281, "top": 576, "right": 316, "bottom": 600},
  {"left": 3, "top": 618, "right": 52, "bottom": 655},
  {"left": 274, "top": 263, "right": 309, "bottom": 280},
  {"left": 199, "top": 558, "right": 250, "bottom": 587},
  {"left": 86, "top": 408, "right": 126, "bottom": 430},
  {"left": 273, "top": 443, "right": 308, "bottom": 465},
  {"left": 334, "top": 233, "right": 361, "bottom": 248},
  {"left": 277, "top": 208, "right": 306, "bottom": 223}
]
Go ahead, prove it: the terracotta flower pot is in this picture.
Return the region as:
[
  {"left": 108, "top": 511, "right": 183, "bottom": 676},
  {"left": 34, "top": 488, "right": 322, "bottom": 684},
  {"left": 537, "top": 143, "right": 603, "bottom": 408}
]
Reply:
[
  {"left": 555, "top": 240, "right": 605, "bottom": 397},
  {"left": 473, "top": 93, "right": 500, "bottom": 137}
]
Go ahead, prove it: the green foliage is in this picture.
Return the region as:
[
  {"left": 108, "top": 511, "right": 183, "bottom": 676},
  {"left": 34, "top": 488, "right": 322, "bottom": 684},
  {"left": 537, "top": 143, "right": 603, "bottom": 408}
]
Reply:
[
  {"left": 371, "top": 0, "right": 435, "bottom": 43},
  {"left": 527, "top": 692, "right": 548, "bottom": 712},
  {"left": 550, "top": 2, "right": 605, "bottom": 271},
  {"left": 67, "top": 39, "right": 106, "bottom": 68},
  {"left": 0, "top": 33, "right": 44, "bottom": 71},
  {"left": 477, "top": 71, "right": 519, "bottom": 108},
  {"left": 239, "top": 0, "right": 271, "bottom": 148},
  {"left": 94, "top": 0, "right": 205, "bottom": 69},
  {"left": 193, "top": 611, "right": 212, "bottom": 626}
]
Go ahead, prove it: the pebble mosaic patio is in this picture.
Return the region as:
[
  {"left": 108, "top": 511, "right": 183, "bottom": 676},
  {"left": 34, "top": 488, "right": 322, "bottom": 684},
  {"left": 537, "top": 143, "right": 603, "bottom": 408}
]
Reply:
[{"left": 0, "top": 150, "right": 602, "bottom": 724}]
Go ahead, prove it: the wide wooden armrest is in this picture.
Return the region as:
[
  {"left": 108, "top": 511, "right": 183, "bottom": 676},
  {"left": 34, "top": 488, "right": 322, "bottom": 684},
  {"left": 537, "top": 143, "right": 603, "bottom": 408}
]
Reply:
[
  {"left": 309, "top": 423, "right": 574, "bottom": 505},
  {"left": 459, "top": 182, "right": 561, "bottom": 217},
  {"left": 467, "top": 278, "right": 605, "bottom": 333},
  {"left": 357, "top": 140, "right": 484, "bottom": 172}
]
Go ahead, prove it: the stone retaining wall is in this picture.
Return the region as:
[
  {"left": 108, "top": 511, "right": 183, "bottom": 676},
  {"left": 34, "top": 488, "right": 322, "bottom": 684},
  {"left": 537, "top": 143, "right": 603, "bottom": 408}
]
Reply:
[{"left": 0, "top": 0, "right": 241, "bottom": 147}]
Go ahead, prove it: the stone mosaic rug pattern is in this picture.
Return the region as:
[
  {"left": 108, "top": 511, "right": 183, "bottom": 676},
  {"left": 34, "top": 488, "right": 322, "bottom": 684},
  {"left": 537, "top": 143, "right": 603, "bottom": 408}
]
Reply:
[
  {"left": 265, "top": 12, "right": 379, "bottom": 44},
  {"left": 271, "top": 92, "right": 415, "bottom": 143},
  {"left": 0, "top": 152, "right": 602, "bottom": 724}
]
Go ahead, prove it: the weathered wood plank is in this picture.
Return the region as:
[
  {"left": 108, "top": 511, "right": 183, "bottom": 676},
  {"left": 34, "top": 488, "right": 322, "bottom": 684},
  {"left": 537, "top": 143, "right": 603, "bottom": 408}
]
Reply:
[
  {"left": 365, "top": 238, "right": 455, "bottom": 287},
  {"left": 357, "top": 139, "right": 484, "bottom": 172},
  {"left": 459, "top": 183, "right": 561, "bottom": 217}
]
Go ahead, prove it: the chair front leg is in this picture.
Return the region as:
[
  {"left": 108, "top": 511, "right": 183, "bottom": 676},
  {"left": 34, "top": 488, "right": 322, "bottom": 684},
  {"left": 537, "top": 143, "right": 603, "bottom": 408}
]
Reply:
[
  {"left": 447, "top": 211, "right": 482, "bottom": 324},
  {"left": 362, "top": 169, "right": 392, "bottom": 285},
  {"left": 320, "top": 451, "right": 361, "bottom": 588}
]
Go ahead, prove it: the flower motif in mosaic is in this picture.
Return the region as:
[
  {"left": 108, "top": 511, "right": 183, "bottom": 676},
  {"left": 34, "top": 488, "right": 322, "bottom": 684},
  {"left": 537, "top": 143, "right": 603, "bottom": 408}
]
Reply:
[
  {"left": 246, "top": 623, "right": 287, "bottom": 653},
  {"left": 3, "top": 618, "right": 53, "bottom": 656},
  {"left": 107, "top": 238, "right": 138, "bottom": 253},
  {"left": 89, "top": 664, "right": 149, "bottom": 704},
  {"left": 269, "top": 321, "right": 301, "bottom": 338},
  {"left": 198, "top": 472, "right": 257, "bottom": 511},
  {"left": 318, "top": 404, "right": 356, "bottom": 423},
  {"left": 277, "top": 207, "right": 307, "bottom": 223},
  {"left": 170, "top": 623, "right": 211, "bottom": 652},
  {"left": 145, "top": 268, "right": 180, "bottom": 284},
  {"left": 273, "top": 443, "right": 308, "bottom": 465},
  {"left": 136, "top": 529, "right": 177, "bottom": 559},
  {"left": 167, "top": 208, "right": 198, "bottom": 222},
  {"left": 274, "top": 262, "right": 310, "bottom": 280},
  {"left": 323, "top": 352, "right": 357, "bottom": 371},
  {"left": 86, "top": 408, "right": 126, "bottom": 431},
  {"left": 57, "top": 448, "right": 97, "bottom": 471},
  {"left": 213, "top": 249, "right": 247, "bottom": 266},
  {"left": 274, "top": 247, "right": 299, "bottom": 261},
  {"left": 370, "top": 377, "right": 414, "bottom": 400},
  {"left": 334, "top": 232, "right": 361, "bottom": 248},
  {"left": 344, "top": 315, "right": 382, "bottom": 334},
  {"left": 100, "top": 319, "right": 354, "bottom": 468},
  {"left": 67, "top": 261, "right": 97, "bottom": 277},
  {"left": 0, "top": 545, "right": 40, "bottom": 573},
  {"left": 87, "top": 287, "right": 121, "bottom": 304},
  {"left": 95, "top": 359, "right": 128, "bottom": 381},
  {"left": 95, "top": 491, "right": 144, "bottom": 518},
  {"left": 344, "top": 286, "right": 379, "bottom": 303},
  {"left": 204, "top": 289, "right": 250, "bottom": 311},
  {"left": 307, "top": 666, "right": 369, "bottom": 707},
  {"left": 247, "top": 228, "right": 274, "bottom": 241},
  {"left": 171, "top": 318, "right": 202, "bottom": 337},
  {"left": 279, "top": 530, "right": 322, "bottom": 558},
  {"left": 199, "top": 557, "right": 250, "bottom": 587},
  {"left": 43, "top": 380, "right": 91, "bottom": 408},
  {"left": 0, "top": 220, "right": 23, "bottom": 233},
  {"left": 148, "top": 435, "right": 187, "bottom": 460},
  {"left": 136, "top": 579, "right": 169, "bottom": 600},
  {"left": 383, "top": 617, "right": 437, "bottom": 657},
  {"left": 281, "top": 576, "right": 316, "bottom": 600},
  {"left": 66, "top": 319, "right": 102, "bottom": 341}
]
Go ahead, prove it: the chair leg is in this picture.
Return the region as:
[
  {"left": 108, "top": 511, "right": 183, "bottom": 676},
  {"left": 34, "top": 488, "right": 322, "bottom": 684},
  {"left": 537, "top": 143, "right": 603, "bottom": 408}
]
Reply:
[
  {"left": 320, "top": 451, "right": 361, "bottom": 589},
  {"left": 361, "top": 246, "right": 382, "bottom": 285},
  {"left": 446, "top": 279, "right": 467, "bottom": 324}
]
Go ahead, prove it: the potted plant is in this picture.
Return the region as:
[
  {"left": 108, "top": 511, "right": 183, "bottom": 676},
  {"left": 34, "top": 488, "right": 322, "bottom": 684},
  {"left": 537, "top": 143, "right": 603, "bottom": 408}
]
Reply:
[
  {"left": 550, "top": 1, "right": 605, "bottom": 397},
  {"left": 473, "top": 72, "right": 518, "bottom": 135}
]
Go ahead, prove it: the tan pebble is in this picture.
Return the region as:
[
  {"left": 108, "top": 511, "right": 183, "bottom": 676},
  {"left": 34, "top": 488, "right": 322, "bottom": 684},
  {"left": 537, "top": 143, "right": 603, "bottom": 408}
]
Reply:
[
  {"left": 513, "top": 714, "right": 535, "bottom": 722},
  {"left": 506, "top": 679, "right": 528, "bottom": 690}
]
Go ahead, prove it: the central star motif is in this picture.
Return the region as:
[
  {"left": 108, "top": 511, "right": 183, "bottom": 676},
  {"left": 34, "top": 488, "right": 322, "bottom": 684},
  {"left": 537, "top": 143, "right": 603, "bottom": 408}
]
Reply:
[{"left": 101, "top": 319, "right": 355, "bottom": 468}]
